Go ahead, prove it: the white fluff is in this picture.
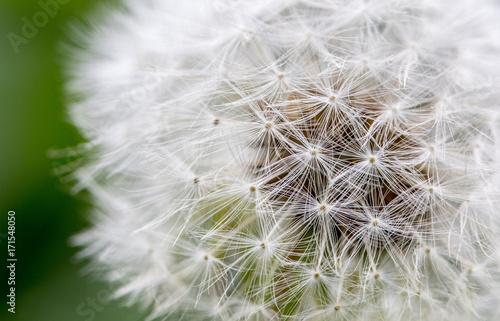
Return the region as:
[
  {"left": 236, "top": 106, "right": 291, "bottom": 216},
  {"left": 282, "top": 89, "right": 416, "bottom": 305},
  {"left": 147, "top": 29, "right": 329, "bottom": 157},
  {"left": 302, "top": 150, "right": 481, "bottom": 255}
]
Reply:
[{"left": 67, "top": 0, "right": 500, "bottom": 320}]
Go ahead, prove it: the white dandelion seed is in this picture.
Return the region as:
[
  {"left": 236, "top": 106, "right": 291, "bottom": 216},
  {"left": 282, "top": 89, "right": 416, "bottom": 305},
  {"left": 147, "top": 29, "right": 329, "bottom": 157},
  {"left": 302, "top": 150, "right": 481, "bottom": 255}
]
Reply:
[{"left": 66, "top": 0, "right": 500, "bottom": 320}]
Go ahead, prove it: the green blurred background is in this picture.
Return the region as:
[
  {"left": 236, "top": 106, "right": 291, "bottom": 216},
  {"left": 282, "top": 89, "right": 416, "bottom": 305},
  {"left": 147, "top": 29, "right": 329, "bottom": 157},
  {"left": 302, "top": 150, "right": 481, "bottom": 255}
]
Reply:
[{"left": 0, "top": 1, "right": 147, "bottom": 320}]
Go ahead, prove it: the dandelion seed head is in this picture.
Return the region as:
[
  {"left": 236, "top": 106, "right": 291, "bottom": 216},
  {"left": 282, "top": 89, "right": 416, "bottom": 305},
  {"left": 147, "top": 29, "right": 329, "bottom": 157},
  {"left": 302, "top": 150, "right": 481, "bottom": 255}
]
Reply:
[{"left": 67, "top": 0, "right": 500, "bottom": 320}]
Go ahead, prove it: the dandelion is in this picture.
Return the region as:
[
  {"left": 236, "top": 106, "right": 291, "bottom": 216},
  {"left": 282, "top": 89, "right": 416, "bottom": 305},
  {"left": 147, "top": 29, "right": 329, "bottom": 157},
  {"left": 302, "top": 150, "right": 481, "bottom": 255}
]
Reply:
[{"left": 66, "top": 0, "right": 500, "bottom": 320}]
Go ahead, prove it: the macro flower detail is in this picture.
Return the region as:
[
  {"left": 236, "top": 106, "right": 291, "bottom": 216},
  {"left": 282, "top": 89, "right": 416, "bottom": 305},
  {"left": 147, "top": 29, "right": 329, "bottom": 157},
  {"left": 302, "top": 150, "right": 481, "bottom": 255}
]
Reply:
[{"left": 67, "top": 0, "right": 500, "bottom": 320}]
